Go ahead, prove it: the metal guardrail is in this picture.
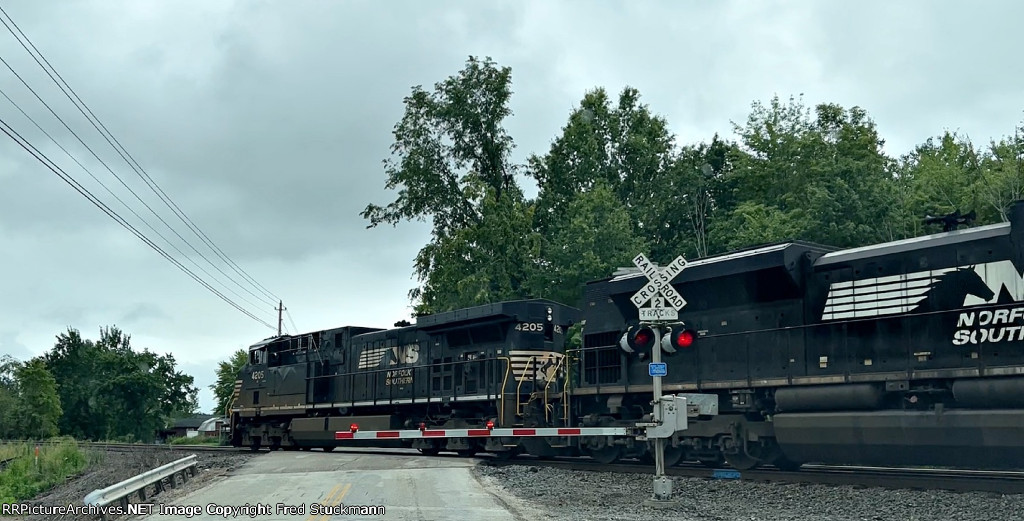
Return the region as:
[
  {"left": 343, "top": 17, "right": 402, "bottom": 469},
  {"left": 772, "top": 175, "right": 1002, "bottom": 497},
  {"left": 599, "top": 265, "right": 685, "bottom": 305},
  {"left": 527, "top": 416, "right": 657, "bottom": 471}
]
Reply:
[{"left": 83, "top": 454, "right": 198, "bottom": 509}]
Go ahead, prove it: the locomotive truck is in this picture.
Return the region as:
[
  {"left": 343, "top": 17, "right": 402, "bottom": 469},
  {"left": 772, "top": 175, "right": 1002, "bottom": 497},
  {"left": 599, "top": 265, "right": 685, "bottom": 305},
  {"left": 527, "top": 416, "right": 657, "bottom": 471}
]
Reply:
[{"left": 230, "top": 201, "right": 1024, "bottom": 470}]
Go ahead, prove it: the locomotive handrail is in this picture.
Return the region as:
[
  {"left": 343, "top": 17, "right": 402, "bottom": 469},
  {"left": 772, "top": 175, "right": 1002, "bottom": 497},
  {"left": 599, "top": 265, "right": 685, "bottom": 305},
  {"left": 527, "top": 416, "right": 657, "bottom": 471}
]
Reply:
[
  {"left": 497, "top": 356, "right": 512, "bottom": 426},
  {"left": 543, "top": 355, "right": 566, "bottom": 423},
  {"left": 515, "top": 356, "right": 538, "bottom": 416}
]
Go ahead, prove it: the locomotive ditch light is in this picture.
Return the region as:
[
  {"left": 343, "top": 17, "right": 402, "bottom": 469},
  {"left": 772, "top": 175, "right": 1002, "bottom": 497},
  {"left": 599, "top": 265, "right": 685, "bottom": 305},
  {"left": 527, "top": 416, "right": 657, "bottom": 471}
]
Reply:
[
  {"left": 419, "top": 422, "right": 427, "bottom": 431},
  {"left": 486, "top": 420, "right": 494, "bottom": 430},
  {"left": 662, "top": 326, "right": 696, "bottom": 354},
  {"left": 349, "top": 423, "right": 359, "bottom": 432},
  {"left": 619, "top": 325, "right": 657, "bottom": 353}
]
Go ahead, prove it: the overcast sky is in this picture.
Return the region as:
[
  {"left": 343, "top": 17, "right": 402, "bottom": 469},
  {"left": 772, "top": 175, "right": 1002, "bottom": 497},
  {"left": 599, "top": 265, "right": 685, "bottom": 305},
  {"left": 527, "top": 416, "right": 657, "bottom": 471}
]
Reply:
[{"left": 0, "top": 0, "right": 1020, "bottom": 414}]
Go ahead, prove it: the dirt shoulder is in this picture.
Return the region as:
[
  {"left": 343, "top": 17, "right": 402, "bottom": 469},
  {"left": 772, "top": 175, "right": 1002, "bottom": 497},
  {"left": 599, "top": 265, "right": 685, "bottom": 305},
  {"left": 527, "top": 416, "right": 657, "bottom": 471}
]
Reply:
[{"left": 1, "top": 447, "right": 259, "bottom": 521}]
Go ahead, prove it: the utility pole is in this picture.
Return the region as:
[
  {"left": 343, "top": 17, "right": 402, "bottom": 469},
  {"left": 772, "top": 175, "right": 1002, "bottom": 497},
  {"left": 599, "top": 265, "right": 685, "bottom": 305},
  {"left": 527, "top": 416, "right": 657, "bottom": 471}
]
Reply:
[{"left": 277, "top": 300, "right": 283, "bottom": 336}]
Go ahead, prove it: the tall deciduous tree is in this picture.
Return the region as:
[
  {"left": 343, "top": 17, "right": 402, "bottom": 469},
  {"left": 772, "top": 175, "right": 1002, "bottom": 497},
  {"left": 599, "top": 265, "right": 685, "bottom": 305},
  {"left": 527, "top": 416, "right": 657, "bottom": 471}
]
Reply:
[
  {"left": 211, "top": 349, "right": 248, "bottom": 417},
  {"left": 361, "top": 56, "right": 534, "bottom": 314},
  {"left": 13, "top": 359, "right": 61, "bottom": 439},
  {"left": 0, "top": 355, "right": 20, "bottom": 438},
  {"left": 43, "top": 326, "right": 197, "bottom": 442},
  {"left": 720, "top": 95, "right": 897, "bottom": 250},
  {"left": 978, "top": 123, "right": 1024, "bottom": 222},
  {"left": 531, "top": 182, "right": 648, "bottom": 306},
  {"left": 528, "top": 87, "right": 676, "bottom": 257}
]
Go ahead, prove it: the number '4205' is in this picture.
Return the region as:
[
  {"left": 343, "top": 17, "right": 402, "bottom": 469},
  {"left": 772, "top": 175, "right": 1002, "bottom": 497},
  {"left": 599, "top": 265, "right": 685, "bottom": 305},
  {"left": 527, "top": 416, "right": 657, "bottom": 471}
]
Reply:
[{"left": 514, "top": 323, "right": 562, "bottom": 334}]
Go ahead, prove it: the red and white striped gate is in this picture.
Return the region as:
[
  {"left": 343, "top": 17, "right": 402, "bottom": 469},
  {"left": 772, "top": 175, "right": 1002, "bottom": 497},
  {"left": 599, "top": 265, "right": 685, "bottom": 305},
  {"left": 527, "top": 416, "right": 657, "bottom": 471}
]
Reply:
[{"left": 335, "top": 422, "right": 631, "bottom": 440}]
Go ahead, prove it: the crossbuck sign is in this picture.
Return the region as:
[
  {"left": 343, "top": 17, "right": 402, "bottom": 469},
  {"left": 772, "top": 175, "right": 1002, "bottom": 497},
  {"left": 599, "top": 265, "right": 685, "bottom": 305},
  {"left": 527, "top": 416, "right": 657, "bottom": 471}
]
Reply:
[{"left": 630, "top": 253, "right": 688, "bottom": 321}]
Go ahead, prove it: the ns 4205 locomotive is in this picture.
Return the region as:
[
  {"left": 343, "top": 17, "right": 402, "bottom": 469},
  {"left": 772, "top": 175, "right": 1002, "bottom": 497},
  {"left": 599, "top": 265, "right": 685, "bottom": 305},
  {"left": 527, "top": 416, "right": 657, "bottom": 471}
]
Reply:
[
  {"left": 229, "top": 299, "right": 586, "bottom": 457},
  {"left": 231, "top": 201, "right": 1024, "bottom": 470}
]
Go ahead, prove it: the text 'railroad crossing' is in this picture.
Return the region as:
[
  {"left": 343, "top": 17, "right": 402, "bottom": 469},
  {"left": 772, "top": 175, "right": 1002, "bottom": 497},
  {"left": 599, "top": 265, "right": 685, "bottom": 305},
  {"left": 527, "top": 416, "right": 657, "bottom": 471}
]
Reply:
[{"left": 630, "top": 253, "right": 687, "bottom": 321}]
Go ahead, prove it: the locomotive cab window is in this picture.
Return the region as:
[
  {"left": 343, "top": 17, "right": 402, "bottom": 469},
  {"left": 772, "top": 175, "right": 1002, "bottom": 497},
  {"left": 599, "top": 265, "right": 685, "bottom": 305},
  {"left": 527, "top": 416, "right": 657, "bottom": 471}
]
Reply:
[{"left": 250, "top": 347, "right": 267, "bottom": 366}]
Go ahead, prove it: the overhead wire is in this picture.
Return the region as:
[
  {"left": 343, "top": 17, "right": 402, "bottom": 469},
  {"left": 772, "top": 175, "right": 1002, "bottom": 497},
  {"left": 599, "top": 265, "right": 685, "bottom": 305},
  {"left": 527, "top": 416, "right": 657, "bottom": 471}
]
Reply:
[
  {"left": 0, "top": 68, "right": 274, "bottom": 319},
  {"left": 0, "top": 5, "right": 281, "bottom": 307},
  {"left": 285, "top": 307, "right": 299, "bottom": 335},
  {"left": 0, "top": 86, "right": 272, "bottom": 317},
  {"left": 0, "top": 116, "right": 276, "bottom": 330},
  {"left": 0, "top": 7, "right": 284, "bottom": 327}
]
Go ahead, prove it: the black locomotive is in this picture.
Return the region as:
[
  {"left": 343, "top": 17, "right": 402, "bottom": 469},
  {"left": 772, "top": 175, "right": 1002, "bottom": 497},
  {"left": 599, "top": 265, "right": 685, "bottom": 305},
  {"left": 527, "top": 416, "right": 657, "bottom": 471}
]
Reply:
[
  {"left": 230, "top": 300, "right": 579, "bottom": 457},
  {"left": 231, "top": 201, "right": 1024, "bottom": 470}
]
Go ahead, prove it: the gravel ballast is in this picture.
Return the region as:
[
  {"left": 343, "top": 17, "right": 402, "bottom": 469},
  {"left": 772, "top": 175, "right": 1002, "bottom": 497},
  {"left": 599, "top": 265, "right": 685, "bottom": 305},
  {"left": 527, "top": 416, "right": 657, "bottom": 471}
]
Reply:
[
  {"left": 475, "top": 464, "right": 1024, "bottom": 521},
  {"left": 1, "top": 447, "right": 256, "bottom": 521}
]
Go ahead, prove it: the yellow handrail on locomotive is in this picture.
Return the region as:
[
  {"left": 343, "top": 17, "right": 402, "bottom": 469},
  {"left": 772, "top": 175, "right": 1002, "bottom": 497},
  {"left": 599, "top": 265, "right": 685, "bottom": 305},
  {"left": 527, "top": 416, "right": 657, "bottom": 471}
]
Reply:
[
  {"left": 543, "top": 355, "right": 566, "bottom": 424},
  {"left": 515, "top": 356, "right": 538, "bottom": 416},
  {"left": 497, "top": 356, "right": 512, "bottom": 427},
  {"left": 562, "top": 347, "right": 581, "bottom": 428}
]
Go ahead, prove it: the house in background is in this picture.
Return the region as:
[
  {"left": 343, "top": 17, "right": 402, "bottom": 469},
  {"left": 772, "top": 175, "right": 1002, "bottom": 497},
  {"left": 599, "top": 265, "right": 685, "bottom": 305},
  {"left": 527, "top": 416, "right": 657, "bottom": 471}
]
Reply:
[
  {"left": 157, "top": 414, "right": 215, "bottom": 441},
  {"left": 197, "top": 416, "right": 227, "bottom": 437}
]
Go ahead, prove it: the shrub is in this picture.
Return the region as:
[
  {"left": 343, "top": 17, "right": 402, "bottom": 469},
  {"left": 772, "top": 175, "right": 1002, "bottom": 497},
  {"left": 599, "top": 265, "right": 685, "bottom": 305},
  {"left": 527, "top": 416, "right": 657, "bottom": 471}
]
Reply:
[{"left": 0, "top": 438, "right": 89, "bottom": 504}]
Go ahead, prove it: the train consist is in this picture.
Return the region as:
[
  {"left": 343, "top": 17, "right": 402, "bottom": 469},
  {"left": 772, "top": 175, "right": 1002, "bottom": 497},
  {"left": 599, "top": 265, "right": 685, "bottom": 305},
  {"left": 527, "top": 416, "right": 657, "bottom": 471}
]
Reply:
[{"left": 230, "top": 201, "right": 1024, "bottom": 470}]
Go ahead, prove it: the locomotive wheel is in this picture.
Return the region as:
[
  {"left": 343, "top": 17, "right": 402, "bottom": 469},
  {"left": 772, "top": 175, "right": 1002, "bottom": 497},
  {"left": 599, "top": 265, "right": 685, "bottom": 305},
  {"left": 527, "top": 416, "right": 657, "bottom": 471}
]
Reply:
[
  {"left": 457, "top": 449, "right": 478, "bottom": 458},
  {"left": 590, "top": 446, "right": 622, "bottom": 465},
  {"left": 249, "top": 439, "right": 261, "bottom": 452},
  {"left": 723, "top": 451, "right": 759, "bottom": 471},
  {"left": 640, "top": 446, "right": 685, "bottom": 467},
  {"left": 664, "top": 446, "right": 685, "bottom": 467}
]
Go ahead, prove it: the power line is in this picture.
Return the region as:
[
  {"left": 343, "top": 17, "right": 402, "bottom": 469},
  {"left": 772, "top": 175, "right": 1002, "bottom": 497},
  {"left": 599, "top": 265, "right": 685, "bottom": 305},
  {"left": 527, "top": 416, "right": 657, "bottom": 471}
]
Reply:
[
  {"left": 0, "top": 86, "right": 274, "bottom": 318},
  {"left": 0, "top": 5, "right": 280, "bottom": 306},
  {"left": 285, "top": 307, "right": 299, "bottom": 335},
  {"left": 0, "top": 39, "right": 276, "bottom": 323},
  {"left": 0, "top": 116, "right": 276, "bottom": 330}
]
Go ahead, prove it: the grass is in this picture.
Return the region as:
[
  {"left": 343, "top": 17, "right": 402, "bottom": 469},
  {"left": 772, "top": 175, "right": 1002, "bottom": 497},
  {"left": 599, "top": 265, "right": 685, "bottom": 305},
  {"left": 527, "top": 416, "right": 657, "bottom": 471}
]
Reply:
[
  {"left": 167, "top": 435, "right": 223, "bottom": 446},
  {"left": 0, "top": 437, "right": 91, "bottom": 505}
]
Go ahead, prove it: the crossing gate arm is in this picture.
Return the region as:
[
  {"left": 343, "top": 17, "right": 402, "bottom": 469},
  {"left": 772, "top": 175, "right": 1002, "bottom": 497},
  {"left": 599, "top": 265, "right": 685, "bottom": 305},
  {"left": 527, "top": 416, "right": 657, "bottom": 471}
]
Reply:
[{"left": 335, "top": 426, "right": 632, "bottom": 440}]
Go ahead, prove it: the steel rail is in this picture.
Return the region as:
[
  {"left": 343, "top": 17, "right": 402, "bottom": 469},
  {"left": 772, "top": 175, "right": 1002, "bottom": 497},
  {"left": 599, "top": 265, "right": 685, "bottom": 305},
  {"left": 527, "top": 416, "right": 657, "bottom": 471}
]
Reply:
[{"left": 480, "top": 457, "right": 1024, "bottom": 495}]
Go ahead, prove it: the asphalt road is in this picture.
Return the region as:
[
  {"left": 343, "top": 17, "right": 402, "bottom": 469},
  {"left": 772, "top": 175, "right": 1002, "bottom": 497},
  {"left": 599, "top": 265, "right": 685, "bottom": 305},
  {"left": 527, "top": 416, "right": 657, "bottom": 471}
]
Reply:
[{"left": 137, "top": 448, "right": 520, "bottom": 521}]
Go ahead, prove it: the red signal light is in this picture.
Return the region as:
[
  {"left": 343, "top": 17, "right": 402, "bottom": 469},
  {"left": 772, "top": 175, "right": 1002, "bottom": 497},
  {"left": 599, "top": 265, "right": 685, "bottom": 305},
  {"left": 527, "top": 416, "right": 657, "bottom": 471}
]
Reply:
[
  {"left": 662, "top": 326, "right": 697, "bottom": 354},
  {"left": 677, "top": 330, "right": 695, "bottom": 348},
  {"left": 634, "top": 329, "right": 652, "bottom": 347}
]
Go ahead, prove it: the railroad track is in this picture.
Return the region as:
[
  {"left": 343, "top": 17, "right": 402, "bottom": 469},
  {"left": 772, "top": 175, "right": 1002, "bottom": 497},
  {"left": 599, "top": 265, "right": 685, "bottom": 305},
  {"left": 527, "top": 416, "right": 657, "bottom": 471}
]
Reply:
[
  {"left": 0, "top": 440, "right": 242, "bottom": 453},
  {"left": 480, "top": 457, "right": 1024, "bottom": 495},
  {"left": 81, "top": 442, "right": 243, "bottom": 453}
]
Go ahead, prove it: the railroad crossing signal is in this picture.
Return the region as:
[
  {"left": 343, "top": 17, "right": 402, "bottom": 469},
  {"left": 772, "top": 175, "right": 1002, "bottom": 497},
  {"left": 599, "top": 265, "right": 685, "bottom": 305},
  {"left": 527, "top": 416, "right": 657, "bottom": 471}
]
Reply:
[{"left": 630, "top": 253, "right": 688, "bottom": 321}]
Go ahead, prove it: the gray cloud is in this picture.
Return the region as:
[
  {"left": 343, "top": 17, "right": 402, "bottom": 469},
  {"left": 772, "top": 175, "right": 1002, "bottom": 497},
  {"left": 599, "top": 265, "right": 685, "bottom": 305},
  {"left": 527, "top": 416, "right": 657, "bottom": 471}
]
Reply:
[{"left": 0, "top": 0, "right": 1020, "bottom": 412}]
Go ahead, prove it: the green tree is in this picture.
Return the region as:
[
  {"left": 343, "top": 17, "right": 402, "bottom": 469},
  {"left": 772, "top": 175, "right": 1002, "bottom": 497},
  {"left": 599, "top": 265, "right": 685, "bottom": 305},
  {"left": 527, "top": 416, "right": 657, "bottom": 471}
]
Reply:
[
  {"left": 43, "top": 326, "right": 198, "bottom": 442},
  {"left": 0, "top": 355, "right": 21, "bottom": 438},
  {"left": 361, "top": 56, "right": 535, "bottom": 313},
  {"left": 530, "top": 182, "right": 648, "bottom": 306},
  {"left": 978, "top": 123, "right": 1024, "bottom": 222},
  {"left": 12, "top": 359, "right": 61, "bottom": 439},
  {"left": 528, "top": 87, "right": 677, "bottom": 257},
  {"left": 412, "top": 181, "right": 540, "bottom": 313},
  {"left": 719, "top": 95, "right": 897, "bottom": 251},
  {"left": 211, "top": 349, "right": 247, "bottom": 417},
  {"left": 901, "top": 131, "right": 986, "bottom": 225}
]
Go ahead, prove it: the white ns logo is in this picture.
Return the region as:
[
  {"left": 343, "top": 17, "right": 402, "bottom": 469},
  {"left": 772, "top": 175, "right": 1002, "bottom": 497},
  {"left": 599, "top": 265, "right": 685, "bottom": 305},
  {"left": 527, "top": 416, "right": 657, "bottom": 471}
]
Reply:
[{"left": 390, "top": 344, "right": 419, "bottom": 365}]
